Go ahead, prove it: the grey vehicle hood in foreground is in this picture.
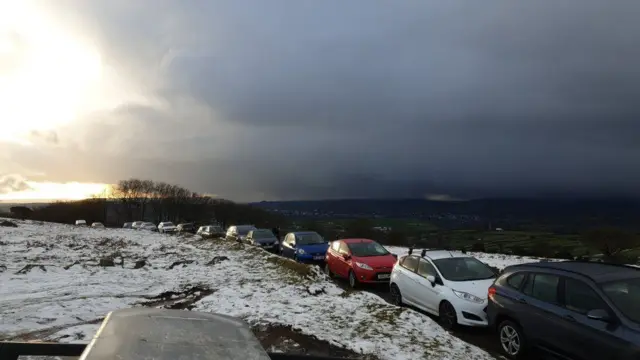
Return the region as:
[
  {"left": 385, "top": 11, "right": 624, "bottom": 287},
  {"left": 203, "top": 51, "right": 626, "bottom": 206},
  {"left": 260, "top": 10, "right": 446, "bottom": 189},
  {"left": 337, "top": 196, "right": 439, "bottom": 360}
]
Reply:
[{"left": 79, "top": 308, "right": 271, "bottom": 360}]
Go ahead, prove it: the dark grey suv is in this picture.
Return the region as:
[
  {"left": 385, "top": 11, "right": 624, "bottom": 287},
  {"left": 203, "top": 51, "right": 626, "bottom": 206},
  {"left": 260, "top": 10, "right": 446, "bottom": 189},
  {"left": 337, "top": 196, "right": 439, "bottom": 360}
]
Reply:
[{"left": 487, "top": 261, "right": 640, "bottom": 359}]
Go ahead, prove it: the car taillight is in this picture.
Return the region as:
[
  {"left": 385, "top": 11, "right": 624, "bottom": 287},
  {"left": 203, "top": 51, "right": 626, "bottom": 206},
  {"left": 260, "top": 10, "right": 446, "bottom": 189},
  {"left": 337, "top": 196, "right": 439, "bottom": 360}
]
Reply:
[{"left": 488, "top": 286, "right": 496, "bottom": 301}]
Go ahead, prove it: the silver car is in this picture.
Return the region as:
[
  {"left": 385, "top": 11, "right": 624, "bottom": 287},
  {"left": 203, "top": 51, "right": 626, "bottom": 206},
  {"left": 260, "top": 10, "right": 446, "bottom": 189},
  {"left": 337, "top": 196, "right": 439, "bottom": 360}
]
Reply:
[{"left": 246, "top": 229, "right": 280, "bottom": 252}]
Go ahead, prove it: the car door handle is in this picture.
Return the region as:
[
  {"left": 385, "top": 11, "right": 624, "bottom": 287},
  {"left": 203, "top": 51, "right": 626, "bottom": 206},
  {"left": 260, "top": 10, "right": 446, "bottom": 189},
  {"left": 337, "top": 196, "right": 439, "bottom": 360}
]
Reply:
[
  {"left": 564, "top": 315, "right": 576, "bottom": 322},
  {"left": 516, "top": 298, "right": 527, "bottom": 304}
]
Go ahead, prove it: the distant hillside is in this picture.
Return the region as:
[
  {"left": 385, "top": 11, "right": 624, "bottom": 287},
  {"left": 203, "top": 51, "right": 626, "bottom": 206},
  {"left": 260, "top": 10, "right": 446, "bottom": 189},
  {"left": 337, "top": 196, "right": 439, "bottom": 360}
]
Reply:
[{"left": 250, "top": 198, "right": 640, "bottom": 232}]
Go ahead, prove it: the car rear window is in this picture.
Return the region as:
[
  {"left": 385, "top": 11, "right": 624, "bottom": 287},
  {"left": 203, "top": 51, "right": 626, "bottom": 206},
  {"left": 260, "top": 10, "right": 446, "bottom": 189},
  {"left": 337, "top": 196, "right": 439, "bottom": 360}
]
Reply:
[
  {"left": 400, "top": 255, "right": 419, "bottom": 272},
  {"left": 506, "top": 272, "right": 526, "bottom": 289}
]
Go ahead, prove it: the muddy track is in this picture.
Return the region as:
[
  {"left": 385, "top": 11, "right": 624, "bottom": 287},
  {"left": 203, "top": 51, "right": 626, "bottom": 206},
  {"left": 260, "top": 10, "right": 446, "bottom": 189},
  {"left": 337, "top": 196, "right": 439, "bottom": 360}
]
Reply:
[{"left": 253, "top": 324, "right": 378, "bottom": 359}]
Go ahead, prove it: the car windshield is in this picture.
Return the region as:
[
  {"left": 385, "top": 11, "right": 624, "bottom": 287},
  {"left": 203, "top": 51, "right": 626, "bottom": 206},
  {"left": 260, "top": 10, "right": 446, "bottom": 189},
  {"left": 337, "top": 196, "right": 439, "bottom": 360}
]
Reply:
[
  {"left": 600, "top": 277, "right": 640, "bottom": 324},
  {"left": 296, "top": 232, "right": 325, "bottom": 245},
  {"left": 162, "top": 222, "right": 174, "bottom": 227},
  {"left": 348, "top": 241, "right": 389, "bottom": 257},
  {"left": 236, "top": 226, "right": 256, "bottom": 235},
  {"left": 432, "top": 257, "right": 496, "bottom": 281},
  {"left": 252, "top": 230, "right": 275, "bottom": 239}
]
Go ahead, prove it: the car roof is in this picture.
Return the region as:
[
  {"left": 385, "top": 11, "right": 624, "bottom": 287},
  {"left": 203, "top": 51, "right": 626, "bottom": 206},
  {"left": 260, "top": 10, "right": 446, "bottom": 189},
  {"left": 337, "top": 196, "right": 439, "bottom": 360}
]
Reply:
[
  {"left": 341, "top": 238, "right": 375, "bottom": 244},
  {"left": 291, "top": 231, "right": 320, "bottom": 235},
  {"left": 421, "top": 250, "right": 471, "bottom": 260},
  {"left": 509, "top": 261, "right": 640, "bottom": 283}
]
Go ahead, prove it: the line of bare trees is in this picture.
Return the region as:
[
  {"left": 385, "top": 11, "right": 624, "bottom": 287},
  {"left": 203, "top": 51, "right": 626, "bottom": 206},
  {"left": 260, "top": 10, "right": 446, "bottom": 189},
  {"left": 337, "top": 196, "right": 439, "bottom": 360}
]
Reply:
[{"left": 16, "top": 178, "right": 286, "bottom": 228}]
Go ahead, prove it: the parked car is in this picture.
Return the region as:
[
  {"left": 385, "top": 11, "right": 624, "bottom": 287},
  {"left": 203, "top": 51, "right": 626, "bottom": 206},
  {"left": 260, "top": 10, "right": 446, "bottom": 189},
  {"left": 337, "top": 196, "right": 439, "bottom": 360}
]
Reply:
[
  {"left": 75, "top": 220, "right": 87, "bottom": 226},
  {"left": 123, "top": 222, "right": 133, "bottom": 229},
  {"left": 158, "top": 221, "right": 177, "bottom": 234},
  {"left": 131, "top": 221, "right": 145, "bottom": 230},
  {"left": 280, "top": 231, "right": 329, "bottom": 263},
  {"left": 487, "top": 261, "right": 640, "bottom": 360},
  {"left": 390, "top": 249, "right": 497, "bottom": 329},
  {"left": 325, "top": 238, "right": 396, "bottom": 288},
  {"left": 246, "top": 229, "right": 279, "bottom": 252},
  {"left": 139, "top": 222, "right": 158, "bottom": 232},
  {"left": 196, "top": 225, "right": 225, "bottom": 239},
  {"left": 91, "top": 222, "right": 105, "bottom": 228},
  {"left": 176, "top": 223, "right": 196, "bottom": 234},
  {"left": 225, "top": 225, "right": 257, "bottom": 242}
]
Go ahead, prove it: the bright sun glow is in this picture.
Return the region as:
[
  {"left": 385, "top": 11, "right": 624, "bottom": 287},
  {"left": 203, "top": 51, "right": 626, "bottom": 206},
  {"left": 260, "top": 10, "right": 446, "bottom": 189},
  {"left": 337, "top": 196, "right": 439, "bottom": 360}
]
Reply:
[
  {"left": 0, "top": 182, "right": 109, "bottom": 201},
  {"left": 0, "top": 1, "right": 103, "bottom": 143}
]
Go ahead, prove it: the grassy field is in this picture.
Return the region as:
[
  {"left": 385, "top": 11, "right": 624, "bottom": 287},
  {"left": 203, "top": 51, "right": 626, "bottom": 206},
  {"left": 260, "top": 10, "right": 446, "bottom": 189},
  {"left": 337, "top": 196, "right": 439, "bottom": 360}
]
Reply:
[{"left": 310, "top": 218, "right": 590, "bottom": 257}]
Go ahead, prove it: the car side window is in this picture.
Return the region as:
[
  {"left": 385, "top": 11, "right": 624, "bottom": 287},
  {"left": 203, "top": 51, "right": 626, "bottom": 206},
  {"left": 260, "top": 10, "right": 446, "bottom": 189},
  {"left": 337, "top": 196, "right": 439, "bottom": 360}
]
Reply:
[
  {"left": 564, "top": 278, "right": 608, "bottom": 314},
  {"left": 506, "top": 272, "right": 527, "bottom": 290},
  {"left": 331, "top": 241, "right": 341, "bottom": 252},
  {"left": 338, "top": 242, "right": 350, "bottom": 255},
  {"left": 523, "top": 273, "right": 560, "bottom": 304},
  {"left": 400, "top": 256, "right": 419, "bottom": 272},
  {"left": 417, "top": 259, "right": 436, "bottom": 277}
]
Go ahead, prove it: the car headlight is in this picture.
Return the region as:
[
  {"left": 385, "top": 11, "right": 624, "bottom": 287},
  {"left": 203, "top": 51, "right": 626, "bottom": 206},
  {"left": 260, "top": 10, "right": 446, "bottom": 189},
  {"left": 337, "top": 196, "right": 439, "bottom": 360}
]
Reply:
[
  {"left": 297, "top": 249, "right": 305, "bottom": 254},
  {"left": 355, "top": 262, "right": 373, "bottom": 270},
  {"left": 452, "top": 290, "right": 484, "bottom": 303}
]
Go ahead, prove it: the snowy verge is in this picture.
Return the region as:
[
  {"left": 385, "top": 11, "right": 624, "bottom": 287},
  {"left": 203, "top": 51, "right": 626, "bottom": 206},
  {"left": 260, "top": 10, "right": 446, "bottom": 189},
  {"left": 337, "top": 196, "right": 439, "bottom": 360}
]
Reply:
[{"left": 0, "top": 219, "right": 496, "bottom": 360}]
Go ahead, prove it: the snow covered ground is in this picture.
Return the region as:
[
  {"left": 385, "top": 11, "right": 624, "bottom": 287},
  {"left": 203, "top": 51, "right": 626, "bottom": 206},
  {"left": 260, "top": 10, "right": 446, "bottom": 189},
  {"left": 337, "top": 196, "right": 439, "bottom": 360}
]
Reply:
[
  {"left": 0, "top": 219, "right": 497, "bottom": 360},
  {"left": 384, "top": 245, "right": 554, "bottom": 269}
]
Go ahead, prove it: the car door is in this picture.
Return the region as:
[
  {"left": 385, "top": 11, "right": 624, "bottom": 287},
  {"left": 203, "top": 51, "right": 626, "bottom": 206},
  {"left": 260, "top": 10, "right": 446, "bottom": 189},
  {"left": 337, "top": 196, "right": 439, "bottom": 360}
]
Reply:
[
  {"left": 334, "top": 242, "right": 352, "bottom": 277},
  {"left": 281, "top": 234, "right": 294, "bottom": 258},
  {"left": 556, "top": 277, "right": 628, "bottom": 360},
  {"left": 517, "top": 272, "right": 568, "bottom": 354},
  {"left": 413, "top": 259, "right": 442, "bottom": 313},
  {"left": 394, "top": 256, "right": 420, "bottom": 305},
  {"left": 327, "top": 241, "right": 341, "bottom": 274}
]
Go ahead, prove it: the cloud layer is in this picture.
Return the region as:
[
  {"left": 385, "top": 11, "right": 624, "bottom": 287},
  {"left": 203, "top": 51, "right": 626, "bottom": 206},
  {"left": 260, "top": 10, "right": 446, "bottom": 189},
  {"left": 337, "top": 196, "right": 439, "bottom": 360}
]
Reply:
[{"left": 3, "top": 1, "right": 640, "bottom": 201}]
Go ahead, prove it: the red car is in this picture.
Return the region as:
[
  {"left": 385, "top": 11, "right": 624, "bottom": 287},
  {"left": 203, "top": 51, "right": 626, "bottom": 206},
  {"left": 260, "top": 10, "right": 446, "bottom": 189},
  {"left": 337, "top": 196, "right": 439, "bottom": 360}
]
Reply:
[{"left": 325, "top": 238, "right": 397, "bottom": 288}]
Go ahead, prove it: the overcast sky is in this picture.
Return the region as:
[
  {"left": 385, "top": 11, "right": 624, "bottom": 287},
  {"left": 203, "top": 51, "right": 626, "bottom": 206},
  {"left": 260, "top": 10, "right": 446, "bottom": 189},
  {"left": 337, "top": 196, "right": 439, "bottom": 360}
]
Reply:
[{"left": 1, "top": 1, "right": 639, "bottom": 201}]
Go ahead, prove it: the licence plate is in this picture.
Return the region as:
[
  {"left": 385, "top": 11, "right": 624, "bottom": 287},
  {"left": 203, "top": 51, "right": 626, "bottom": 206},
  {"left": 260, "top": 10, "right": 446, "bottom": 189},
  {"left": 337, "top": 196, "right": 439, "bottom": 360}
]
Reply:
[
  {"left": 313, "top": 256, "right": 324, "bottom": 260},
  {"left": 377, "top": 274, "right": 391, "bottom": 279}
]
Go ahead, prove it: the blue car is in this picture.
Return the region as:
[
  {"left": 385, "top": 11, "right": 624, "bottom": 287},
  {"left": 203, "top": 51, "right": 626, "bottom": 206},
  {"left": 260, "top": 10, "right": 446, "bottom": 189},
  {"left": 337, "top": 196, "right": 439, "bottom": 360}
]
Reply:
[{"left": 279, "top": 231, "right": 329, "bottom": 263}]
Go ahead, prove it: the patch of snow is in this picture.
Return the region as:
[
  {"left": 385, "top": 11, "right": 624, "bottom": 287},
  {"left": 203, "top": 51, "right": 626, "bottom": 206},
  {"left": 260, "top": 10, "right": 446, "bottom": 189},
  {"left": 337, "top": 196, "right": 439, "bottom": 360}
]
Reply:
[{"left": 0, "top": 219, "right": 496, "bottom": 360}]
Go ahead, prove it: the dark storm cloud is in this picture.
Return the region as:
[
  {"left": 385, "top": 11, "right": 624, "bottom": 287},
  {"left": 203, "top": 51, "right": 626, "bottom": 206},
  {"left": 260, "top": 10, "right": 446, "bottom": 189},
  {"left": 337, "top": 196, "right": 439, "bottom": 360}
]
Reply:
[{"left": 7, "top": 0, "right": 640, "bottom": 201}]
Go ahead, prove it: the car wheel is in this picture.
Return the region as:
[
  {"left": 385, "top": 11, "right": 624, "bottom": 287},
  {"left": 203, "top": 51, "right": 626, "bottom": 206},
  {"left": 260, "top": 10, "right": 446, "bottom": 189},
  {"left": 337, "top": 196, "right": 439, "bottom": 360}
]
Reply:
[
  {"left": 389, "top": 283, "right": 403, "bottom": 306},
  {"left": 324, "top": 263, "right": 334, "bottom": 278},
  {"left": 348, "top": 270, "right": 358, "bottom": 289},
  {"left": 438, "top": 301, "right": 458, "bottom": 330},
  {"left": 498, "top": 320, "right": 527, "bottom": 359}
]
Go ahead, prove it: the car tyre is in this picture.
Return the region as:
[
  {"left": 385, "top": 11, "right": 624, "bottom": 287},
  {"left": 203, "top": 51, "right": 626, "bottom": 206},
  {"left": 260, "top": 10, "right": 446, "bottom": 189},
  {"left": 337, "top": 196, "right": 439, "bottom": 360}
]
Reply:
[
  {"left": 348, "top": 270, "right": 359, "bottom": 289},
  {"left": 438, "top": 301, "right": 458, "bottom": 331},
  {"left": 498, "top": 320, "right": 527, "bottom": 359},
  {"left": 324, "top": 263, "right": 334, "bottom": 278},
  {"left": 389, "top": 283, "right": 403, "bottom": 306}
]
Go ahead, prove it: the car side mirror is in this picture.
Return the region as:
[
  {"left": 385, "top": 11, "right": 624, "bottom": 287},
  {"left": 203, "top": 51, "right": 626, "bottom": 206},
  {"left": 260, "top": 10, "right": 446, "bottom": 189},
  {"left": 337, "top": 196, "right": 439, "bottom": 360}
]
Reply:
[
  {"left": 342, "top": 254, "right": 351, "bottom": 261},
  {"left": 587, "top": 309, "right": 612, "bottom": 322},
  {"left": 426, "top": 275, "right": 436, "bottom": 287},
  {"left": 291, "top": 242, "right": 296, "bottom": 247}
]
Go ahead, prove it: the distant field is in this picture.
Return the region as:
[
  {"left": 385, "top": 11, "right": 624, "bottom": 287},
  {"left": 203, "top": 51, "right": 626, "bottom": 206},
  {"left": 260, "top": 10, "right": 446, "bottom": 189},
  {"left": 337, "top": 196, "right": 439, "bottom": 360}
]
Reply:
[{"left": 315, "top": 218, "right": 590, "bottom": 256}]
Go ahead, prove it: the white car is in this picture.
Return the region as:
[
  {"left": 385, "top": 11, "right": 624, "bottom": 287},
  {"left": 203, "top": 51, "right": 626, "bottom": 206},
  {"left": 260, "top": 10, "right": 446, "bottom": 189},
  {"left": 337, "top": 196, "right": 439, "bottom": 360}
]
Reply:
[
  {"left": 140, "top": 222, "right": 158, "bottom": 231},
  {"left": 131, "top": 221, "right": 146, "bottom": 230},
  {"left": 91, "top": 222, "right": 105, "bottom": 228},
  {"left": 75, "top": 220, "right": 87, "bottom": 226},
  {"left": 389, "top": 249, "right": 497, "bottom": 329},
  {"left": 196, "top": 225, "right": 225, "bottom": 238},
  {"left": 158, "top": 221, "right": 177, "bottom": 233}
]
